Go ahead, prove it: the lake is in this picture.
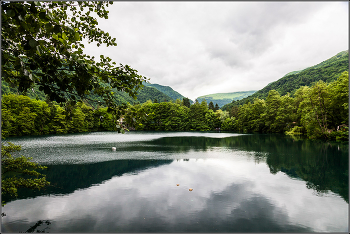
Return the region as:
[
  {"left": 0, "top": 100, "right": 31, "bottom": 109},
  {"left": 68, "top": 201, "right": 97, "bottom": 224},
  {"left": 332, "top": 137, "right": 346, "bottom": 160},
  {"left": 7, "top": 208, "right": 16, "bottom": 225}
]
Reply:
[{"left": 1, "top": 132, "right": 348, "bottom": 232}]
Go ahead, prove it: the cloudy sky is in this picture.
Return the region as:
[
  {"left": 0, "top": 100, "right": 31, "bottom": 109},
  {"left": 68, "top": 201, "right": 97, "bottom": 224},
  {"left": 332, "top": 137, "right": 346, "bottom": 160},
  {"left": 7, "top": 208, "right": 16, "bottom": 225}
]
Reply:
[{"left": 83, "top": 1, "right": 349, "bottom": 101}]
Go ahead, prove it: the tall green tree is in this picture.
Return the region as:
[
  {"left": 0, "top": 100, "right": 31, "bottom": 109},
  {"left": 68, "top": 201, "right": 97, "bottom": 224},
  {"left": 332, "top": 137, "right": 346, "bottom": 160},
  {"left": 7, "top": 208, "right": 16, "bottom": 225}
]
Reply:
[
  {"left": 1, "top": 1, "right": 146, "bottom": 113},
  {"left": 327, "top": 71, "right": 349, "bottom": 127},
  {"left": 208, "top": 101, "right": 215, "bottom": 110},
  {"left": 214, "top": 103, "right": 220, "bottom": 111},
  {"left": 1, "top": 1, "right": 148, "bottom": 205},
  {"left": 297, "top": 82, "right": 331, "bottom": 138},
  {"left": 182, "top": 97, "right": 191, "bottom": 108},
  {"left": 262, "top": 90, "right": 281, "bottom": 132}
]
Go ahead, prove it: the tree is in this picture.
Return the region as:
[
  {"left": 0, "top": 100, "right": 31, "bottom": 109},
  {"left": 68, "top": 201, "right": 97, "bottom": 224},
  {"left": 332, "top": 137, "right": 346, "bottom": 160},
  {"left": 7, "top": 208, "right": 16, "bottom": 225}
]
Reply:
[
  {"left": 229, "top": 105, "right": 239, "bottom": 118},
  {"left": 182, "top": 97, "right": 191, "bottom": 108},
  {"left": 1, "top": 1, "right": 146, "bottom": 115},
  {"left": 214, "top": 103, "right": 220, "bottom": 111},
  {"left": 221, "top": 117, "right": 236, "bottom": 131},
  {"left": 1, "top": 142, "right": 50, "bottom": 206},
  {"left": 327, "top": 71, "right": 349, "bottom": 126},
  {"left": 262, "top": 90, "right": 281, "bottom": 132},
  {"left": 208, "top": 101, "right": 215, "bottom": 110}
]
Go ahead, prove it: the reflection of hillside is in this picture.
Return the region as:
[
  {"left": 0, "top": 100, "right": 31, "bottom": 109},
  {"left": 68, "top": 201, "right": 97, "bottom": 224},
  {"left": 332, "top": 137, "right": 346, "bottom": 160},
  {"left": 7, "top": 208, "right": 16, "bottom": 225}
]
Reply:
[
  {"left": 222, "top": 134, "right": 349, "bottom": 203},
  {"left": 5, "top": 134, "right": 348, "bottom": 204},
  {"left": 141, "top": 136, "right": 231, "bottom": 152},
  {"left": 3, "top": 159, "right": 172, "bottom": 203}
]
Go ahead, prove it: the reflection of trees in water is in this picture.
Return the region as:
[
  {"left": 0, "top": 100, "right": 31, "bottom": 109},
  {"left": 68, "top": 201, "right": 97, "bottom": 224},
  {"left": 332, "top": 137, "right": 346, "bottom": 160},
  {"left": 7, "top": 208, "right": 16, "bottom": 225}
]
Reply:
[
  {"left": 5, "top": 134, "right": 348, "bottom": 204},
  {"left": 145, "top": 134, "right": 348, "bottom": 202},
  {"left": 253, "top": 135, "right": 348, "bottom": 203},
  {"left": 25, "top": 220, "right": 51, "bottom": 233},
  {"left": 2, "top": 159, "right": 172, "bottom": 204}
]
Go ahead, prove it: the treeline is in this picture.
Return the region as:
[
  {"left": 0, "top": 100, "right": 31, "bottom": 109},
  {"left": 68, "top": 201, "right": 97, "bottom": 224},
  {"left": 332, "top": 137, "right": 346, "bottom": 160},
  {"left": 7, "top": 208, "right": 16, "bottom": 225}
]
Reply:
[
  {"left": 0, "top": 94, "right": 232, "bottom": 138},
  {"left": 1, "top": 95, "right": 118, "bottom": 138},
  {"left": 124, "top": 99, "right": 228, "bottom": 131},
  {"left": 1, "top": 72, "right": 348, "bottom": 141},
  {"left": 226, "top": 71, "right": 349, "bottom": 140},
  {"left": 124, "top": 71, "right": 348, "bottom": 140}
]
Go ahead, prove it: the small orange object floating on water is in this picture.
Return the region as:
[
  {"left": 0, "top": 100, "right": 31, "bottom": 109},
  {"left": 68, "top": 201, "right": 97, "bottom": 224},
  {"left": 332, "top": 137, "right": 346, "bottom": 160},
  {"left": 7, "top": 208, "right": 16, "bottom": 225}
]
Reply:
[
  {"left": 176, "top": 184, "right": 180, "bottom": 186},
  {"left": 189, "top": 188, "right": 193, "bottom": 191}
]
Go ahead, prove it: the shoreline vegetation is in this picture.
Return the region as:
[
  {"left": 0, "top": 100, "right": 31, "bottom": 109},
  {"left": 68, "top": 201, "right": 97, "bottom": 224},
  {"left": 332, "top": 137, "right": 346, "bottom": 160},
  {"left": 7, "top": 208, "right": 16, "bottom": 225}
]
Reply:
[{"left": 1, "top": 71, "right": 348, "bottom": 142}]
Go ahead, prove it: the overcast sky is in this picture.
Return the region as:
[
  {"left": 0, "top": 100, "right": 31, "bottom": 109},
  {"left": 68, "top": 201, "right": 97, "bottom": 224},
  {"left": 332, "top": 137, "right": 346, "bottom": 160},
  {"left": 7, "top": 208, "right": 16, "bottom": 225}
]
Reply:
[{"left": 83, "top": 1, "right": 349, "bottom": 101}]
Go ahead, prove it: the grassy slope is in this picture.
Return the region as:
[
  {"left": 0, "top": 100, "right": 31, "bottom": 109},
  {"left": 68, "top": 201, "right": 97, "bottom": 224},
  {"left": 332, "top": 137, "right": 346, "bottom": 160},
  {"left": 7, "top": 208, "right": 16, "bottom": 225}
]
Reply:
[{"left": 198, "top": 91, "right": 257, "bottom": 100}]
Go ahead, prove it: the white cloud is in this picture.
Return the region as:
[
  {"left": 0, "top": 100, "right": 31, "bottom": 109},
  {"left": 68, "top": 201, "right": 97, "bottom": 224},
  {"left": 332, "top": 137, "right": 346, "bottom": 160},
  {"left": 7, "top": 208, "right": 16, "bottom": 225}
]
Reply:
[{"left": 83, "top": 1, "right": 348, "bottom": 100}]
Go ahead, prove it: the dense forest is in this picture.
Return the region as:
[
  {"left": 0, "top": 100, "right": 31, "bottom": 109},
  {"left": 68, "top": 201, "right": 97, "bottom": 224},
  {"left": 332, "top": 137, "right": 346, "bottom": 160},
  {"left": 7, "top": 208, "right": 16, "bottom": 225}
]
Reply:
[
  {"left": 1, "top": 71, "right": 348, "bottom": 141},
  {"left": 143, "top": 82, "right": 191, "bottom": 102}
]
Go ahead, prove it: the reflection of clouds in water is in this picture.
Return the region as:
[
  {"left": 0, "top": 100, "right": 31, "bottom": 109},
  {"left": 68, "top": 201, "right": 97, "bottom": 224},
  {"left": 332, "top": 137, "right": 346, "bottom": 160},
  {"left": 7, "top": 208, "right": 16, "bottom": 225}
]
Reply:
[
  {"left": 2, "top": 158, "right": 347, "bottom": 232},
  {"left": 194, "top": 187, "right": 312, "bottom": 232}
]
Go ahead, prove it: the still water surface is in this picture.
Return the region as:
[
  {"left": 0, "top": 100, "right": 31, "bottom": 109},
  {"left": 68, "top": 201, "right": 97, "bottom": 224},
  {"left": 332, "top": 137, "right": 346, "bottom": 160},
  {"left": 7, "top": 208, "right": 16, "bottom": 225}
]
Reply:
[{"left": 1, "top": 132, "right": 348, "bottom": 232}]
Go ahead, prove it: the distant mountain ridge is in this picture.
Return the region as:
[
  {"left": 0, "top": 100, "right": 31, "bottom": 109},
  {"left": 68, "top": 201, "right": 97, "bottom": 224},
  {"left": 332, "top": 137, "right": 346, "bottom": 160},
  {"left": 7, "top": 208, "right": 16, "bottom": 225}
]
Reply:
[
  {"left": 196, "top": 91, "right": 257, "bottom": 107},
  {"left": 4, "top": 50, "right": 346, "bottom": 109}
]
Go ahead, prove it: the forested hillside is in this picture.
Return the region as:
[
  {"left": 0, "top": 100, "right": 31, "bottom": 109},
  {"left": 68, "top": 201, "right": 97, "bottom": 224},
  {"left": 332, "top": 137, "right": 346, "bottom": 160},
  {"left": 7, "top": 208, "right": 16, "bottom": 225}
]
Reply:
[
  {"left": 197, "top": 91, "right": 256, "bottom": 107},
  {"left": 1, "top": 79, "right": 173, "bottom": 106},
  {"left": 143, "top": 82, "right": 191, "bottom": 102},
  {"left": 2, "top": 71, "right": 348, "bottom": 141},
  {"left": 226, "top": 50, "right": 348, "bottom": 107}
]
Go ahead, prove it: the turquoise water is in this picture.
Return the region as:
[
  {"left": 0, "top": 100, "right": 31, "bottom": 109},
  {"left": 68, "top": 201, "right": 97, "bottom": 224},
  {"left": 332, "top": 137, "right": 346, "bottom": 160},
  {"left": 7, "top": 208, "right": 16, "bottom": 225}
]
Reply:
[{"left": 1, "top": 132, "right": 348, "bottom": 232}]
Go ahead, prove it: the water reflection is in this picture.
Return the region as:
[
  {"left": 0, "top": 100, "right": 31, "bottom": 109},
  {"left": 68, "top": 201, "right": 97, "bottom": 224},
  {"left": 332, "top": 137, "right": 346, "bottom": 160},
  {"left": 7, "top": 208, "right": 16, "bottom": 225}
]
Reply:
[
  {"left": 3, "top": 133, "right": 348, "bottom": 203},
  {"left": 3, "top": 158, "right": 347, "bottom": 232},
  {"left": 2, "top": 132, "right": 348, "bottom": 232},
  {"left": 2, "top": 159, "right": 173, "bottom": 203}
]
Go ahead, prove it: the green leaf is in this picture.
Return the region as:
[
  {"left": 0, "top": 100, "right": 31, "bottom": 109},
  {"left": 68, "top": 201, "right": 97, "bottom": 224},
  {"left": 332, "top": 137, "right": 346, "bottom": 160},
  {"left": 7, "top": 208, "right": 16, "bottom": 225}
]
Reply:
[
  {"left": 62, "top": 32, "right": 67, "bottom": 40},
  {"left": 53, "top": 25, "right": 61, "bottom": 33},
  {"left": 7, "top": 9, "right": 15, "bottom": 18},
  {"left": 30, "top": 2, "right": 38, "bottom": 14},
  {"left": 29, "top": 39, "right": 38, "bottom": 48},
  {"left": 74, "top": 32, "right": 80, "bottom": 41},
  {"left": 39, "top": 12, "right": 46, "bottom": 20}
]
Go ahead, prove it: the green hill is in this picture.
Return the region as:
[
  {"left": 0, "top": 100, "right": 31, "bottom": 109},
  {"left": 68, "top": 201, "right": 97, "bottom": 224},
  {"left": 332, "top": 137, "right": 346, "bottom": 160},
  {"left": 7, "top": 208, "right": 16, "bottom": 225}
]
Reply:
[
  {"left": 197, "top": 91, "right": 257, "bottom": 107},
  {"left": 135, "top": 86, "right": 173, "bottom": 103},
  {"left": 1, "top": 80, "right": 173, "bottom": 106},
  {"left": 231, "top": 50, "right": 349, "bottom": 106},
  {"left": 143, "top": 82, "right": 192, "bottom": 102}
]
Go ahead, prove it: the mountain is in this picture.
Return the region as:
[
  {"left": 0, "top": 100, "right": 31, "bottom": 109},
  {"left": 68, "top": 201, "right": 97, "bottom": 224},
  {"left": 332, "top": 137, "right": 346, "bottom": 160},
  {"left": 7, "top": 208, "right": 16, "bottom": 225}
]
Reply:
[
  {"left": 143, "top": 82, "right": 192, "bottom": 102},
  {"left": 1, "top": 79, "right": 173, "bottom": 106},
  {"left": 196, "top": 91, "right": 257, "bottom": 107},
  {"left": 135, "top": 86, "right": 173, "bottom": 103},
  {"left": 230, "top": 50, "right": 349, "bottom": 106},
  {"left": 1, "top": 80, "right": 178, "bottom": 107},
  {"left": 94, "top": 85, "right": 174, "bottom": 105}
]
